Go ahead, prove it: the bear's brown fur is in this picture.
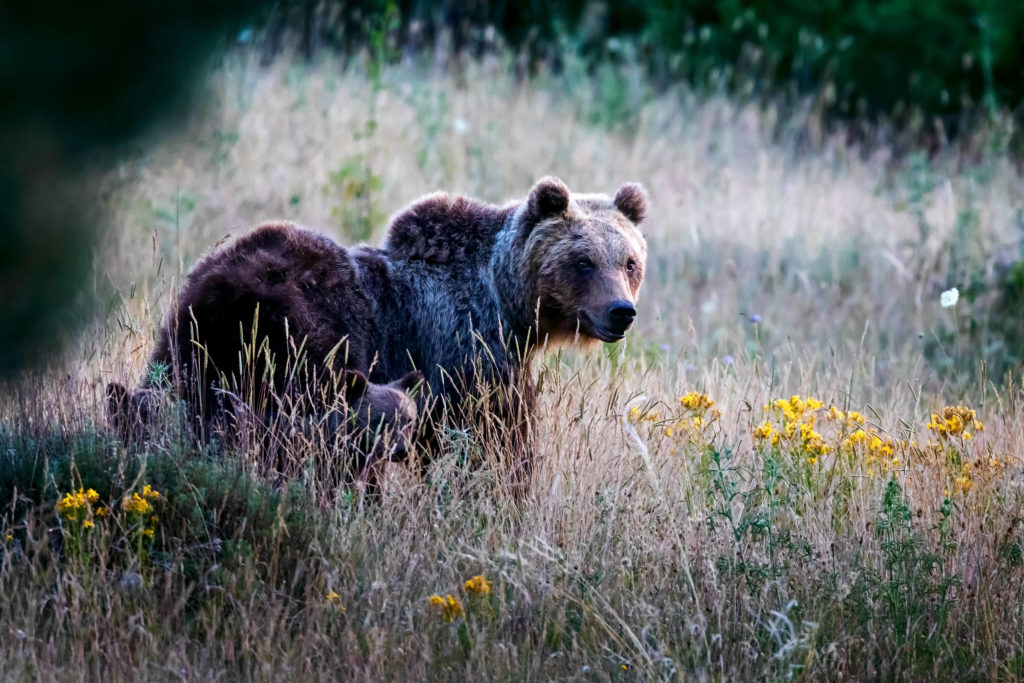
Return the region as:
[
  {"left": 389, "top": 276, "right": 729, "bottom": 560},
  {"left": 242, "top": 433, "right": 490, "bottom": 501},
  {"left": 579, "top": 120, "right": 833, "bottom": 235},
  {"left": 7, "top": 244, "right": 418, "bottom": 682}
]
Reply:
[
  {"left": 116, "top": 177, "right": 648, "bottom": 492},
  {"left": 108, "top": 222, "right": 422, "bottom": 483}
]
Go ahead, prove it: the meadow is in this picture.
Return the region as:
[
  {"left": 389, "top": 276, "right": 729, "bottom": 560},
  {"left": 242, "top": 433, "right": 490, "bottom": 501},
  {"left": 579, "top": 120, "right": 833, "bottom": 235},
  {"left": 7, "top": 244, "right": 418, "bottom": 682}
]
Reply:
[{"left": 2, "top": 46, "right": 1024, "bottom": 679}]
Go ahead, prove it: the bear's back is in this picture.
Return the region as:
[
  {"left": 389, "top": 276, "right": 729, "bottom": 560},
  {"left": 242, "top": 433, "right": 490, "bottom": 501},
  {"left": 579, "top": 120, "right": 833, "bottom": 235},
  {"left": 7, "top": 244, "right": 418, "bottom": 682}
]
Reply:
[{"left": 153, "top": 222, "right": 375, "bottom": 395}]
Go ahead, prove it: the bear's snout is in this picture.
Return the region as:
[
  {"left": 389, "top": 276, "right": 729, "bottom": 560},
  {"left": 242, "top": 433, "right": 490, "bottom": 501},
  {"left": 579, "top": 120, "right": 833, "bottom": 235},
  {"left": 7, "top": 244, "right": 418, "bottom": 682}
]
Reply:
[{"left": 606, "top": 300, "right": 636, "bottom": 335}]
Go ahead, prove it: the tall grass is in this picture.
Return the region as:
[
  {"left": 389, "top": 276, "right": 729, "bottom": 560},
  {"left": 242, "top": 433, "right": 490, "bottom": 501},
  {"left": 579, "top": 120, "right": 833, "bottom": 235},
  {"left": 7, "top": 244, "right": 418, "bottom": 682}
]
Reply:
[{"left": 2, "top": 48, "right": 1024, "bottom": 679}]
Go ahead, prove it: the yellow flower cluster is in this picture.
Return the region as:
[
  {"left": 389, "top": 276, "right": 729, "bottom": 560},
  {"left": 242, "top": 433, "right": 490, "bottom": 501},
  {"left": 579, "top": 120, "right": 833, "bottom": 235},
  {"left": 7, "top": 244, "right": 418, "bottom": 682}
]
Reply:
[
  {"left": 428, "top": 594, "right": 465, "bottom": 621},
  {"left": 953, "top": 461, "right": 973, "bottom": 495},
  {"left": 770, "top": 396, "right": 824, "bottom": 423},
  {"left": 662, "top": 392, "right": 722, "bottom": 439},
  {"left": 752, "top": 420, "right": 779, "bottom": 445},
  {"left": 842, "top": 428, "right": 901, "bottom": 476},
  {"left": 56, "top": 488, "right": 99, "bottom": 520},
  {"left": 680, "top": 392, "right": 715, "bottom": 412},
  {"left": 754, "top": 395, "right": 911, "bottom": 472},
  {"left": 122, "top": 484, "right": 161, "bottom": 541},
  {"left": 122, "top": 484, "right": 160, "bottom": 516},
  {"left": 755, "top": 395, "right": 830, "bottom": 461},
  {"left": 927, "top": 405, "right": 984, "bottom": 440},
  {"left": 55, "top": 484, "right": 163, "bottom": 543},
  {"left": 464, "top": 574, "right": 492, "bottom": 596},
  {"left": 56, "top": 488, "right": 104, "bottom": 530},
  {"left": 799, "top": 423, "right": 830, "bottom": 463}
]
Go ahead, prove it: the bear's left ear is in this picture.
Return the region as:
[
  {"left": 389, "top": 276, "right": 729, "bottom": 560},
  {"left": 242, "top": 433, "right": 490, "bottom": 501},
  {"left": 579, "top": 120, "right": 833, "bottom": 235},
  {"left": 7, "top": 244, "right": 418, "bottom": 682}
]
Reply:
[
  {"left": 614, "top": 183, "right": 648, "bottom": 224},
  {"left": 525, "top": 176, "right": 571, "bottom": 225}
]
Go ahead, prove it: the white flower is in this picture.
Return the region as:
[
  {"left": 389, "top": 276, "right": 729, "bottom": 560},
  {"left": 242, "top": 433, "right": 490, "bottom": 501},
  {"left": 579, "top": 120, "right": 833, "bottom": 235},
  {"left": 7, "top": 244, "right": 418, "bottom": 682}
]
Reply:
[
  {"left": 940, "top": 287, "right": 959, "bottom": 308},
  {"left": 452, "top": 117, "right": 470, "bottom": 134}
]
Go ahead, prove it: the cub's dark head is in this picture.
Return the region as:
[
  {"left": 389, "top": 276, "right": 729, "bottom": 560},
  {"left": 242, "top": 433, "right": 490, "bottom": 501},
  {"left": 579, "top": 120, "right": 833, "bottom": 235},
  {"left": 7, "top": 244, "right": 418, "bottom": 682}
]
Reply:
[
  {"left": 106, "top": 382, "right": 160, "bottom": 444},
  {"left": 345, "top": 371, "right": 423, "bottom": 461}
]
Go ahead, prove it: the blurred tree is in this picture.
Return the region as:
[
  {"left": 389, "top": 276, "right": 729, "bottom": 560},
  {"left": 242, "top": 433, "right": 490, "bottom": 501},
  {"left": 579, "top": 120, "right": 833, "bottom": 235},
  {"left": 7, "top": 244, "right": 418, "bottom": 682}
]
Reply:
[{"left": 0, "top": 0, "right": 262, "bottom": 375}]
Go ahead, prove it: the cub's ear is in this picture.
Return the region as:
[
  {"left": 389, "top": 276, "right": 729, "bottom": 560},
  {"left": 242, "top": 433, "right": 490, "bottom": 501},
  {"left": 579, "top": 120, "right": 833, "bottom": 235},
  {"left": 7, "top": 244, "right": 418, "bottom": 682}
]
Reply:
[
  {"left": 394, "top": 370, "right": 425, "bottom": 393},
  {"left": 525, "top": 176, "right": 570, "bottom": 225},
  {"left": 614, "top": 183, "right": 648, "bottom": 224},
  {"left": 343, "top": 372, "right": 369, "bottom": 401}
]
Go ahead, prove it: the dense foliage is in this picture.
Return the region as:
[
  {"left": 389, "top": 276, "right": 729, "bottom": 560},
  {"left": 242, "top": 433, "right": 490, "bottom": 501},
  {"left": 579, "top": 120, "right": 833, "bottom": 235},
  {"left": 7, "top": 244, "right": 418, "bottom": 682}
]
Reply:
[{"left": 293, "top": 0, "right": 1024, "bottom": 129}]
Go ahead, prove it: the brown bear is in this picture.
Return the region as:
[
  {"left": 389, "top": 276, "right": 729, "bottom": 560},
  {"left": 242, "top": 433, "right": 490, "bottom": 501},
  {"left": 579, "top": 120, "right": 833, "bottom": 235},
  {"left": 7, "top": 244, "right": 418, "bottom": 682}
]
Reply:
[
  {"left": 114, "top": 176, "right": 647, "bottom": 491},
  {"left": 373, "top": 176, "right": 648, "bottom": 484}
]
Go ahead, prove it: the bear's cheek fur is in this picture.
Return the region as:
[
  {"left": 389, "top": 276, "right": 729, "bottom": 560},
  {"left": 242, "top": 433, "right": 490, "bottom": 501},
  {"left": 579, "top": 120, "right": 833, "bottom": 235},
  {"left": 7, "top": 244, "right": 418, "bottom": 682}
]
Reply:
[{"left": 532, "top": 264, "right": 590, "bottom": 341}]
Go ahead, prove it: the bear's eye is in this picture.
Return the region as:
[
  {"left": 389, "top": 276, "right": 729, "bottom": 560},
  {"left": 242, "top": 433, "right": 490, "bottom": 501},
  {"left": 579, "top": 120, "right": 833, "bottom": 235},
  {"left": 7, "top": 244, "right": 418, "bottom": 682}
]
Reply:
[
  {"left": 576, "top": 258, "right": 594, "bottom": 271},
  {"left": 626, "top": 259, "right": 636, "bottom": 273}
]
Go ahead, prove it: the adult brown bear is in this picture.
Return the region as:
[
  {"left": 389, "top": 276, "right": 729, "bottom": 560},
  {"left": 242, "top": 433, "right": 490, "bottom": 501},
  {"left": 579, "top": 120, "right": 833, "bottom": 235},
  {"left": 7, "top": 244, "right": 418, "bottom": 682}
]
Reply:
[{"left": 112, "top": 176, "right": 647, "bottom": 491}]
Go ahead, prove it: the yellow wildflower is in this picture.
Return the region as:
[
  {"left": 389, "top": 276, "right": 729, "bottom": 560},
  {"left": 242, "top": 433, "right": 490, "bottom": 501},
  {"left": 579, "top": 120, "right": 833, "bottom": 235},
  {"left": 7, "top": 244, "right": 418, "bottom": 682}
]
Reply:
[
  {"left": 56, "top": 488, "right": 99, "bottom": 522},
  {"left": 680, "top": 392, "right": 714, "bottom": 412},
  {"left": 927, "top": 405, "right": 983, "bottom": 439},
  {"left": 56, "top": 489, "right": 88, "bottom": 515},
  {"left": 83, "top": 520, "right": 94, "bottom": 529},
  {"left": 464, "top": 574, "right": 492, "bottom": 596},
  {"left": 141, "top": 484, "right": 160, "bottom": 501},
  {"left": 428, "top": 594, "right": 465, "bottom": 621},
  {"left": 122, "top": 493, "right": 153, "bottom": 516},
  {"left": 843, "top": 429, "right": 868, "bottom": 448},
  {"left": 752, "top": 421, "right": 778, "bottom": 445},
  {"left": 799, "top": 423, "right": 829, "bottom": 455},
  {"left": 867, "top": 435, "right": 895, "bottom": 458}
]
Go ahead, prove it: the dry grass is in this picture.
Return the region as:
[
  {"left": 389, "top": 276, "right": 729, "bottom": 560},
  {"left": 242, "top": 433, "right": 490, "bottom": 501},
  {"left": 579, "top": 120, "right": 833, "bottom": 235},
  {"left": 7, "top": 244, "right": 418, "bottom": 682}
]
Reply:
[{"left": 3, "top": 49, "right": 1024, "bottom": 679}]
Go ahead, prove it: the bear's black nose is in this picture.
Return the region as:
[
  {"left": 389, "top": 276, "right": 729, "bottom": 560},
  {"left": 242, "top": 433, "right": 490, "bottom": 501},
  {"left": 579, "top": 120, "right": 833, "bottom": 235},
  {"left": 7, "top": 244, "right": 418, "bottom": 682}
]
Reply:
[{"left": 608, "top": 301, "right": 636, "bottom": 331}]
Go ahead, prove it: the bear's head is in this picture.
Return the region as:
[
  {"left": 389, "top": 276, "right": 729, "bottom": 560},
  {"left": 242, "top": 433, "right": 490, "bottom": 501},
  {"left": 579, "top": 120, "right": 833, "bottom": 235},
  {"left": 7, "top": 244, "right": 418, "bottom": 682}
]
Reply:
[
  {"left": 106, "top": 381, "right": 161, "bottom": 443},
  {"left": 518, "top": 176, "right": 648, "bottom": 345},
  {"left": 343, "top": 370, "right": 423, "bottom": 462}
]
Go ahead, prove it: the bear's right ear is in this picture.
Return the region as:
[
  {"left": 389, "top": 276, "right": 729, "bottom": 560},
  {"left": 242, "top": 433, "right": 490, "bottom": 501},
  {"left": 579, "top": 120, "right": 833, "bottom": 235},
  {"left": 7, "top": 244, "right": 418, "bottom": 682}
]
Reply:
[
  {"left": 343, "top": 372, "right": 369, "bottom": 401},
  {"left": 524, "top": 176, "right": 570, "bottom": 226},
  {"left": 614, "top": 183, "right": 648, "bottom": 224}
]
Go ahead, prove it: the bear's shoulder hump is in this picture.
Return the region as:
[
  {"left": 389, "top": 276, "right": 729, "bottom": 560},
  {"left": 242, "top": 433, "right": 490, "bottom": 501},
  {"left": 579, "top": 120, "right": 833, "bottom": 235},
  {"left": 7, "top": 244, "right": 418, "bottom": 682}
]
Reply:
[{"left": 383, "top": 193, "right": 506, "bottom": 264}]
